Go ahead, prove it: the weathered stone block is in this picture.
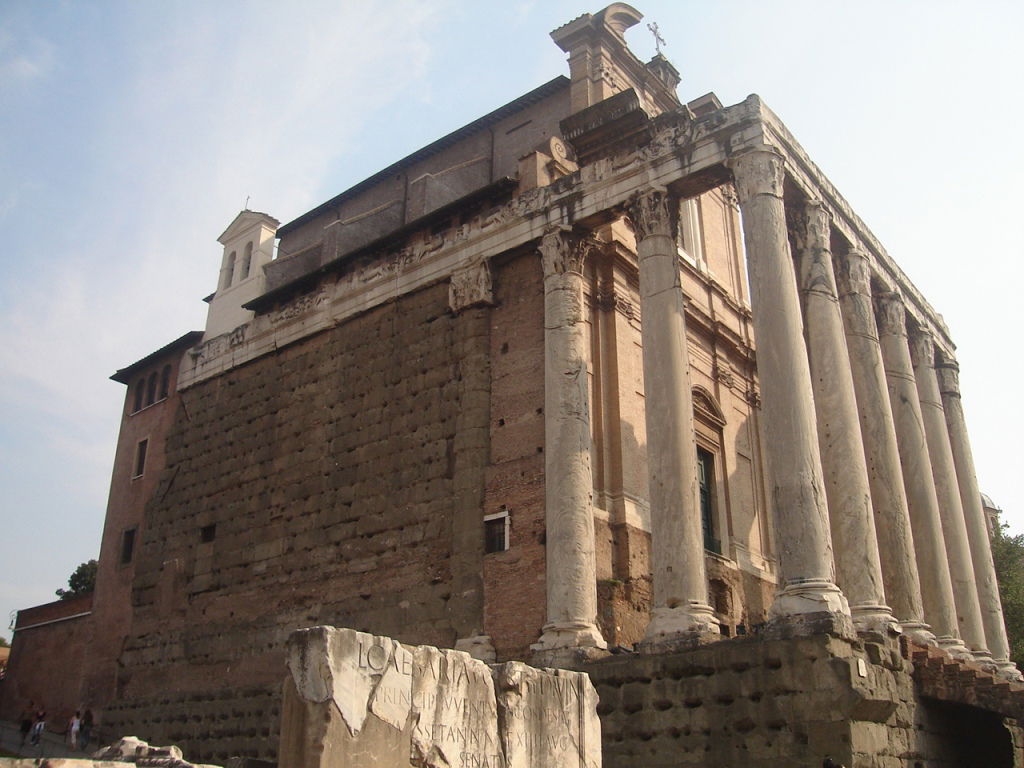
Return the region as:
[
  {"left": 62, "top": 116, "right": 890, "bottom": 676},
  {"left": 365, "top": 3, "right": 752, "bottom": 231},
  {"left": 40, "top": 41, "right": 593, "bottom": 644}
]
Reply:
[{"left": 280, "top": 626, "right": 600, "bottom": 768}]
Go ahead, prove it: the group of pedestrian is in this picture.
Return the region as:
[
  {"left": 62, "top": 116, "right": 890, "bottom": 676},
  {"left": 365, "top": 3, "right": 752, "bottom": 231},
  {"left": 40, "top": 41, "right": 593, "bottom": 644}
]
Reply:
[{"left": 17, "top": 700, "right": 94, "bottom": 752}]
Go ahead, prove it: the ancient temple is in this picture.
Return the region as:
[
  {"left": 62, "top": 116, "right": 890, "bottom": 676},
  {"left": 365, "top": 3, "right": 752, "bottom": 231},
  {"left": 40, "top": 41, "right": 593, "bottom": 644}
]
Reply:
[{"left": 3, "top": 5, "right": 1021, "bottom": 766}]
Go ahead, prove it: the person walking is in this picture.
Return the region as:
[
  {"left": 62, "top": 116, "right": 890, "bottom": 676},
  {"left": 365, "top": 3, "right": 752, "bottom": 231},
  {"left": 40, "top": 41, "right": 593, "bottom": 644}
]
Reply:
[
  {"left": 29, "top": 707, "right": 46, "bottom": 748},
  {"left": 67, "top": 711, "right": 81, "bottom": 749},
  {"left": 18, "top": 700, "right": 34, "bottom": 747},
  {"left": 79, "top": 709, "right": 94, "bottom": 752}
]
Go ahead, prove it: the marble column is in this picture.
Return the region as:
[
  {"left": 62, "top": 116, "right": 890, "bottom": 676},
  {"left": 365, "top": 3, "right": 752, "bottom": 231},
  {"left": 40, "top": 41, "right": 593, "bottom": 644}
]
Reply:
[
  {"left": 911, "top": 330, "right": 990, "bottom": 660},
  {"left": 627, "top": 189, "right": 719, "bottom": 649},
  {"left": 876, "top": 291, "right": 968, "bottom": 656},
  {"left": 937, "top": 359, "right": 1021, "bottom": 678},
  {"left": 797, "top": 202, "right": 894, "bottom": 635},
  {"left": 729, "top": 146, "right": 849, "bottom": 629},
  {"left": 532, "top": 227, "right": 607, "bottom": 663},
  {"left": 834, "top": 250, "right": 932, "bottom": 643}
]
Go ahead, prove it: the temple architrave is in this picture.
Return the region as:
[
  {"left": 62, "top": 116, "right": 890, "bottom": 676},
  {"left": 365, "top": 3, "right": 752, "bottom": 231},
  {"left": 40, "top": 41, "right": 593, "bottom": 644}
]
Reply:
[{"left": 3, "top": 5, "right": 1022, "bottom": 766}]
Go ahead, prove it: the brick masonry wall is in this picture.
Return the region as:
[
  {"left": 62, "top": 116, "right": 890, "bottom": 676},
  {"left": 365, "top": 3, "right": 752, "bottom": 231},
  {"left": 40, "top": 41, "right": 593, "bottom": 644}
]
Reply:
[
  {"left": 0, "top": 595, "right": 93, "bottom": 726},
  {"left": 107, "top": 281, "right": 483, "bottom": 762}
]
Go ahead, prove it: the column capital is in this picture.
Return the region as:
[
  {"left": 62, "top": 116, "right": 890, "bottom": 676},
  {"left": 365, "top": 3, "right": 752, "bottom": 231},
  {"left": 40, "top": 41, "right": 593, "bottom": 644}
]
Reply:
[
  {"left": 798, "top": 199, "right": 838, "bottom": 300},
  {"left": 727, "top": 144, "right": 786, "bottom": 204},
  {"left": 539, "top": 227, "right": 597, "bottom": 277},
  {"left": 875, "top": 291, "right": 907, "bottom": 337},
  {"left": 448, "top": 259, "right": 494, "bottom": 313},
  {"left": 909, "top": 328, "right": 935, "bottom": 370},
  {"left": 835, "top": 248, "right": 872, "bottom": 297},
  {"left": 936, "top": 358, "right": 962, "bottom": 398},
  {"left": 625, "top": 187, "right": 673, "bottom": 241}
]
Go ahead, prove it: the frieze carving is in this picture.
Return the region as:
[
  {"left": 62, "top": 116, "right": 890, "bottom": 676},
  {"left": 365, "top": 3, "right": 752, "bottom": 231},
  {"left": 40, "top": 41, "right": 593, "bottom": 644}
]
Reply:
[
  {"left": 727, "top": 145, "right": 785, "bottom": 205},
  {"left": 273, "top": 289, "right": 330, "bottom": 324},
  {"left": 228, "top": 325, "right": 247, "bottom": 348},
  {"left": 539, "top": 227, "right": 598, "bottom": 277},
  {"left": 745, "top": 385, "right": 762, "bottom": 409},
  {"left": 448, "top": 260, "right": 494, "bottom": 313},
  {"left": 874, "top": 291, "right": 907, "bottom": 338},
  {"left": 625, "top": 188, "right": 673, "bottom": 241}
]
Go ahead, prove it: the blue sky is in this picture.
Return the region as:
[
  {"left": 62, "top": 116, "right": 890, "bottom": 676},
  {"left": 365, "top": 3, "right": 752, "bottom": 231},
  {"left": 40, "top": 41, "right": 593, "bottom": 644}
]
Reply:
[{"left": 1, "top": 1, "right": 1021, "bottom": 642}]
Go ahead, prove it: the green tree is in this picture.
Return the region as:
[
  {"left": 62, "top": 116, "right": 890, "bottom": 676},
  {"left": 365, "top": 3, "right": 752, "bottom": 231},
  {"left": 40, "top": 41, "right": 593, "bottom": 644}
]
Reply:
[
  {"left": 55, "top": 559, "right": 98, "bottom": 600},
  {"left": 991, "top": 523, "right": 1024, "bottom": 668},
  {"left": 0, "top": 636, "right": 8, "bottom": 647}
]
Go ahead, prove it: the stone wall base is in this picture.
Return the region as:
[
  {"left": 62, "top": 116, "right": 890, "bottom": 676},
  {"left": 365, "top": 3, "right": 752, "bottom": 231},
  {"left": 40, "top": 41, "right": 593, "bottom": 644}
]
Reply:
[{"left": 587, "top": 632, "right": 1023, "bottom": 767}]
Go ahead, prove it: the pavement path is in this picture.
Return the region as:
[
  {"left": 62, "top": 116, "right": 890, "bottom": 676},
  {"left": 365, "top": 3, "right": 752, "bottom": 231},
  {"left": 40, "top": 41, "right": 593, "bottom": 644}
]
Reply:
[{"left": 0, "top": 719, "right": 96, "bottom": 760}]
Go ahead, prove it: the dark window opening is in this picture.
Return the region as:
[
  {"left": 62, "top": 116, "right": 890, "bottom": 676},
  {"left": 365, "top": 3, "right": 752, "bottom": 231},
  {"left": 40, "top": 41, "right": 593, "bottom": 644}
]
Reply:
[
  {"left": 146, "top": 372, "right": 157, "bottom": 406},
  {"left": 159, "top": 365, "right": 171, "bottom": 400},
  {"left": 121, "top": 528, "right": 136, "bottom": 564},
  {"left": 134, "top": 439, "right": 148, "bottom": 478},
  {"left": 698, "top": 447, "right": 721, "bottom": 554},
  {"left": 484, "top": 514, "right": 508, "bottom": 554},
  {"left": 133, "top": 379, "right": 144, "bottom": 413},
  {"left": 200, "top": 524, "right": 217, "bottom": 543}
]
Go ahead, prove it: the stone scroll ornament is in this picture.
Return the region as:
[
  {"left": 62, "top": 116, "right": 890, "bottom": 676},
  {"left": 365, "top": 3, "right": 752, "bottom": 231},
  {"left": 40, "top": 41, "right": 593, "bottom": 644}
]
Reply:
[{"left": 282, "top": 626, "right": 601, "bottom": 768}]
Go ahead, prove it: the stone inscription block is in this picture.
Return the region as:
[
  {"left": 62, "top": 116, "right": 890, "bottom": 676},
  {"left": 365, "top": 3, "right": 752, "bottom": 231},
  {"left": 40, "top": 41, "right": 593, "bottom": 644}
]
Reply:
[{"left": 281, "top": 626, "right": 600, "bottom": 768}]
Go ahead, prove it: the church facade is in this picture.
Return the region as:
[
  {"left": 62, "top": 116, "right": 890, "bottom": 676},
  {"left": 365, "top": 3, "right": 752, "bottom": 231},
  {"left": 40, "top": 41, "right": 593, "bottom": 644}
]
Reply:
[{"left": 3, "top": 5, "right": 1021, "bottom": 765}]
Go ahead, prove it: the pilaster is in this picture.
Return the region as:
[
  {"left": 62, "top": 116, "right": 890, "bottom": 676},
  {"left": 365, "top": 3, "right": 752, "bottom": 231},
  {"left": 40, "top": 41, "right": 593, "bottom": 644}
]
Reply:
[
  {"left": 728, "top": 146, "right": 850, "bottom": 634},
  {"left": 626, "top": 188, "right": 719, "bottom": 650}
]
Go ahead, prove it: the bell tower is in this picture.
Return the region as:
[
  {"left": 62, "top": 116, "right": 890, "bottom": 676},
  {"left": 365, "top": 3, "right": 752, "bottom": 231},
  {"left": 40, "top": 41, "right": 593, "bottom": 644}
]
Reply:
[{"left": 204, "top": 209, "right": 279, "bottom": 339}]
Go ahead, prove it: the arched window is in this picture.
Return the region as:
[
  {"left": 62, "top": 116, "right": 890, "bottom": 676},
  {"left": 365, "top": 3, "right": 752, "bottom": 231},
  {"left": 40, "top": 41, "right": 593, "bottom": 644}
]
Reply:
[
  {"left": 133, "top": 379, "right": 144, "bottom": 413},
  {"left": 240, "top": 241, "right": 252, "bottom": 280},
  {"left": 159, "top": 364, "right": 171, "bottom": 400},
  {"left": 146, "top": 372, "right": 158, "bottom": 406},
  {"left": 222, "top": 250, "right": 237, "bottom": 289}
]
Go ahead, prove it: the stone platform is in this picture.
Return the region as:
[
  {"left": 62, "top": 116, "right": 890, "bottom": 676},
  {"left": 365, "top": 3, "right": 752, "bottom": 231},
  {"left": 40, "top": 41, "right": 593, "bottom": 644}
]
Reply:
[{"left": 587, "top": 631, "right": 1024, "bottom": 767}]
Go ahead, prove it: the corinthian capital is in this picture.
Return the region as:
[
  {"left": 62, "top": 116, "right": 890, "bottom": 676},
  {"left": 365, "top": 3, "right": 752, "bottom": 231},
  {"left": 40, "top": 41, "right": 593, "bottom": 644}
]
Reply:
[
  {"left": 936, "top": 358, "right": 961, "bottom": 398},
  {"left": 539, "top": 227, "right": 597, "bottom": 277},
  {"left": 834, "top": 248, "right": 872, "bottom": 297},
  {"left": 625, "top": 188, "right": 673, "bottom": 241},
  {"left": 909, "top": 329, "right": 935, "bottom": 370},
  {"left": 874, "top": 291, "right": 907, "bottom": 338},
  {"left": 727, "top": 145, "right": 786, "bottom": 205}
]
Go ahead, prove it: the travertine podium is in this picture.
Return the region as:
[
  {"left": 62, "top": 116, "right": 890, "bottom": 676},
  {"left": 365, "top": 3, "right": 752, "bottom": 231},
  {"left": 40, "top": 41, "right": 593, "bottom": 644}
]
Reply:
[{"left": 280, "top": 627, "right": 601, "bottom": 768}]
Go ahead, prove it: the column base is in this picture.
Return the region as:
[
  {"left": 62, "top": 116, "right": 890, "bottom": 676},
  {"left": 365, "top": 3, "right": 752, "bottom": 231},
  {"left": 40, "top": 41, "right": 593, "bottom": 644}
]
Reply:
[
  {"left": 934, "top": 635, "right": 973, "bottom": 660},
  {"left": 531, "top": 621, "right": 608, "bottom": 669},
  {"left": 767, "top": 579, "right": 854, "bottom": 639},
  {"left": 898, "top": 620, "right": 937, "bottom": 647},
  {"left": 850, "top": 603, "right": 899, "bottom": 640},
  {"left": 995, "top": 660, "right": 1023, "bottom": 682},
  {"left": 454, "top": 634, "right": 496, "bottom": 663},
  {"left": 637, "top": 603, "right": 721, "bottom": 654}
]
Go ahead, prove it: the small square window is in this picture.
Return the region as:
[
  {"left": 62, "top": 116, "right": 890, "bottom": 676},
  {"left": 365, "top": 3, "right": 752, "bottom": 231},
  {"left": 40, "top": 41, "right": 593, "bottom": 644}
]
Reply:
[
  {"left": 484, "top": 510, "right": 510, "bottom": 554},
  {"left": 133, "top": 439, "right": 148, "bottom": 478},
  {"left": 200, "top": 524, "right": 217, "bottom": 543},
  {"left": 120, "top": 528, "right": 136, "bottom": 564}
]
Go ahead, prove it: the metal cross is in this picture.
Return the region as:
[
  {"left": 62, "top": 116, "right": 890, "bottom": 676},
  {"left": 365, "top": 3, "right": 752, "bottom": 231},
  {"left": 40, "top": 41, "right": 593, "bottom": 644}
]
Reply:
[
  {"left": 647, "top": 21, "right": 666, "bottom": 55},
  {"left": 245, "top": 195, "right": 251, "bottom": 210}
]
